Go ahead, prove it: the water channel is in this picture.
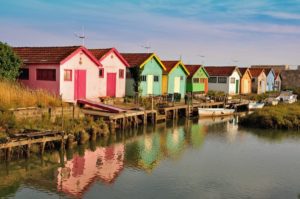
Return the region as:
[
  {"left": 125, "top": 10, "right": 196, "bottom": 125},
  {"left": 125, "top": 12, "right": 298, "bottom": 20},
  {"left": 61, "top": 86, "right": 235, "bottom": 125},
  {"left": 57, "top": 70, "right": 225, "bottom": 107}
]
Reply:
[{"left": 1, "top": 117, "right": 300, "bottom": 199}]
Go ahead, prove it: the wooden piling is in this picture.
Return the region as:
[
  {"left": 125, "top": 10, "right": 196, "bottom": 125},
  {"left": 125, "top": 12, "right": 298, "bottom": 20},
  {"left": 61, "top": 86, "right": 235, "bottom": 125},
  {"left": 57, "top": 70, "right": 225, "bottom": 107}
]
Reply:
[
  {"left": 40, "top": 142, "right": 45, "bottom": 156},
  {"left": 5, "top": 147, "right": 11, "bottom": 161}
]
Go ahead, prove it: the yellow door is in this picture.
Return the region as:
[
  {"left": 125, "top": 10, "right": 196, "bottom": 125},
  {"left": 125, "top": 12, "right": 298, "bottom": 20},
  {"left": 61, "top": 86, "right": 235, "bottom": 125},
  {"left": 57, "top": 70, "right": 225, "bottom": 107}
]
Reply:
[
  {"left": 244, "top": 79, "right": 248, "bottom": 93},
  {"left": 147, "top": 75, "right": 154, "bottom": 95},
  {"left": 162, "top": 75, "right": 168, "bottom": 94},
  {"left": 174, "top": 77, "right": 180, "bottom": 93}
]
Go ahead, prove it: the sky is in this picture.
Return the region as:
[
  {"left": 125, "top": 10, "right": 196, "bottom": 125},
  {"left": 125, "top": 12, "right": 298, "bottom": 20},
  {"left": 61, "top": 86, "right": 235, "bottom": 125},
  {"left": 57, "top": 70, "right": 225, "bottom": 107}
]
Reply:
[{"left": 1, "top": 0, "right": 300, "bottom": 67}]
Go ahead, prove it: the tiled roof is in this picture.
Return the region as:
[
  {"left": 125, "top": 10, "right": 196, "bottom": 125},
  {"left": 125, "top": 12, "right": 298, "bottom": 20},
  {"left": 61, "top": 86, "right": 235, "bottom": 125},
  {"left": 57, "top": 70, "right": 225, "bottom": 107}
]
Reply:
[
  {"left": 204, "top": 66, "right": 237, "bottom": 77},
  {"left": 13, "top": 46, "right": 81, "bottom": 64},
  {"left": 249, "top": 68, "right": 265, "bottom": 77},
  {"left": 161, "top": 61, "right": 179, "bottom": 74},
  {"left": 185, "top": 65, "right": 202, "bottom": 78},
  {"left": 264, "top": 68, "right": 272, "bottom": 75},
  {"left": 89, "top": 48, "right": 112, "bottom": 59},
  {"left": 121, "top": 53, "right": 153, "bottom": 67},
  {"left": 238, "top": 67, "right": 248, "bottom": 76}
]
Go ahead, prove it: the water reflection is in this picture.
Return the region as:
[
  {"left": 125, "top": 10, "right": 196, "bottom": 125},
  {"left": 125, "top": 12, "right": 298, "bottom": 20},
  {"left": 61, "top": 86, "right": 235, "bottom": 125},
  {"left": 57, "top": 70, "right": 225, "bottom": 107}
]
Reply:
[
  {"left": 57, "top": 144, "right": 124, "bottom": 198},
  {"left": 1, "top": 117, "right": 300, "bottom": 199}
]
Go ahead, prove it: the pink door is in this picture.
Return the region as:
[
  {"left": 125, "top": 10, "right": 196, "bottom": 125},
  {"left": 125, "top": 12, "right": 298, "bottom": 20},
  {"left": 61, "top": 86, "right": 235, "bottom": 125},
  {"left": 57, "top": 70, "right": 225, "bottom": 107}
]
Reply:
[
  {"left": 74, "top": 70, "right": 86, "bottom": 100},
  {"left": 106, "top": 73, "right": 116, "bottom": 97}
]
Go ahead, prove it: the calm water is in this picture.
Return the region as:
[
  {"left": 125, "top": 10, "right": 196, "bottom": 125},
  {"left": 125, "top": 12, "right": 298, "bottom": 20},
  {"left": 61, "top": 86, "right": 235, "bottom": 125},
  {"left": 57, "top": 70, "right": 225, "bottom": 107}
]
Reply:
[{"left": 1, "top": 117, "right": 300, "bottom": 199}]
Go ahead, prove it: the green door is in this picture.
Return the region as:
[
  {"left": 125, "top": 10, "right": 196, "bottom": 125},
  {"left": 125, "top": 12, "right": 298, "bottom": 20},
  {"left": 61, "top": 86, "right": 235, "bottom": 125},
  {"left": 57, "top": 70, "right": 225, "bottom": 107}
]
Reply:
[{"left": 235, "top": 80, "right": 239, "bottom": 94}]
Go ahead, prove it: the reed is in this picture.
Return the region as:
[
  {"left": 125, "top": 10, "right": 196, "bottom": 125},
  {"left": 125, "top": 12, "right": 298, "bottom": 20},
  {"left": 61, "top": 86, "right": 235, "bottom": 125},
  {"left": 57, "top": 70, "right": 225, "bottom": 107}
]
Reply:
[
  {"left": 0, "top": 80, "right": 62, "bottom": 110},
  {"left": 240, "top": 101, "right": 300, "bottom": 130}
]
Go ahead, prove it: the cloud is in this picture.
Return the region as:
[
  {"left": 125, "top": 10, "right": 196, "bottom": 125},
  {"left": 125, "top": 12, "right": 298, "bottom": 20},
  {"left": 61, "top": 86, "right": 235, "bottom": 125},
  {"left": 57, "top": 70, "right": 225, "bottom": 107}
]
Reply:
[{"left": 264, "top": 11, "right": 300, "bottom": 20}]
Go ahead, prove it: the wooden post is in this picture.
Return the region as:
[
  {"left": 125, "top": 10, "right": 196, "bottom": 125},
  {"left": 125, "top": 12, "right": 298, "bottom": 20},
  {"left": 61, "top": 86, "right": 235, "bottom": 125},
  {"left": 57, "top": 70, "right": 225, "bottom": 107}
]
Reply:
[
  {"left": 6, "top": 147, "right": 11, "bottom": 161},
  {"left": 144, "top": 112, "right": 147, "bottom": 125},
  {"left": 40, "top": 142, "right": 46, "bottom": 156},
  {"left": 25, "top": 144, "right": 31, "bottom": 159}
]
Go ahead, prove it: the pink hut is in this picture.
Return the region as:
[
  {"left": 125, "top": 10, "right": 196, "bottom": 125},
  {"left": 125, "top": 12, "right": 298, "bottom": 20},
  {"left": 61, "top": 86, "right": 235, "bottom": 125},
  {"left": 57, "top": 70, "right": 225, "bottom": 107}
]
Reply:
[
  {"left": 13, "top": 46, "right": 102, "bottom": 102},
  {"left": 57, "top": 144, "right": 125, "bottom": 198},
  {"left": 89, "top": 48, "right": 129, "bottom": 97}
]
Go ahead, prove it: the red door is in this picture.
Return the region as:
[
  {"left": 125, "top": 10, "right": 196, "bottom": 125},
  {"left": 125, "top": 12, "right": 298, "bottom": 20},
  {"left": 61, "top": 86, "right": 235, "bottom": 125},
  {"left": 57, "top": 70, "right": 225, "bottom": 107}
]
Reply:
[
  {"left": 106, "top": 73, "right": 116, "bottom": 97},
  {"left": 74, "top": 70, "right": 86, "bottom": 100}
]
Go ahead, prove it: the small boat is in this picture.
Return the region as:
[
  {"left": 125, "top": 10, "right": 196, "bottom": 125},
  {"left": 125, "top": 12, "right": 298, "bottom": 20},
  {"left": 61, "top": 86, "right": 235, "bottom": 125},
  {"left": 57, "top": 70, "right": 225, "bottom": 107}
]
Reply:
[
  {"left": 198, "top": 108, "right": 235, "bottom": 117},
  {"left": 276, "top": 91, "right": 298, "bottom": 104},
  {"left": 265, "top": 98, "right": 279, "bottom": 106},
  {"left": 248, "top": 102, "right": 265, "bottom": 110}
]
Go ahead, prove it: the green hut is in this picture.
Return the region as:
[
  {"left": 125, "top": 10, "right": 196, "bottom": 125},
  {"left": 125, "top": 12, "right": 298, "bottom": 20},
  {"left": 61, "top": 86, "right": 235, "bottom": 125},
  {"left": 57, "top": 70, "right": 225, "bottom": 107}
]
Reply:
[
  {"left": 185, "top": 65, "right": 209, "bottom": 94},
  {"left": 121, "top": 53, "right": 166, "bottom": 97},
  {"left": 161, "top": 60, "right": 190, "bottom": 98}
]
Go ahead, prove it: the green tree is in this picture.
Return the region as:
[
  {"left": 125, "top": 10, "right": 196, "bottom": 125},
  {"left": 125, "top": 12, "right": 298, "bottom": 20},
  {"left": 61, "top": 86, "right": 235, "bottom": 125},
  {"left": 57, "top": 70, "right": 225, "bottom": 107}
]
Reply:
[{"left": 0, "top": 42, "right": 21, "bottom": 80}]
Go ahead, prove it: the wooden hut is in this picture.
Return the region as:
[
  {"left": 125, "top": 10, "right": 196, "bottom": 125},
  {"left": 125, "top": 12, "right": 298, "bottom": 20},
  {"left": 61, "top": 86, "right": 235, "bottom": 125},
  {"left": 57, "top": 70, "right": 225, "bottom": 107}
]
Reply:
[
  {"left": 274, "top": 72, "right": 282, "bottom": 91},
  {"left": 249, "top": 68, "right": 267, "bottom": 94},
  {"left": 238, "top": 68, "right": 252, "bottom": 94},
  {"left": 89, "top": 48, "right": 129, "bottom": 97},
  {"left": 161, "top": 60, "right": 189, "bottom": 98},
  {"left": 14, "top": 46, "right": 101, "bottom": 102},
  {"left": 205, "top": 66, "right": 241, "bottom": 95},
  {"left": 121, "top": 53, "right": 166, "bottom": 97},
  {"left": 185, "top": 65, "right": 209, "bottom": 94}
]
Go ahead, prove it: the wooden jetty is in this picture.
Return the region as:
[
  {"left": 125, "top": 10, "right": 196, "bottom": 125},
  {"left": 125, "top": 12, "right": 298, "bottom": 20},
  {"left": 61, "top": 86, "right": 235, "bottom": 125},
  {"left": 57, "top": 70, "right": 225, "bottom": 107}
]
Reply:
[
  {"left": 81, "top": 108, "right": 165, "bottom": 131},
  {"left": 0, "top": 130, "right": 67, "bottom": 160},
  {"left": 157, "top": 101, "right": 225, "bottom": 119}
]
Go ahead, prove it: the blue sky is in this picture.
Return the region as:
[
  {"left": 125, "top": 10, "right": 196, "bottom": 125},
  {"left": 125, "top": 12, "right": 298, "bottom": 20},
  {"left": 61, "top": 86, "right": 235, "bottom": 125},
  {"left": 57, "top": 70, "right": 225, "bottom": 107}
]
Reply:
[{"left": 1, "top": 0, "right": 300, "bottom": 67}]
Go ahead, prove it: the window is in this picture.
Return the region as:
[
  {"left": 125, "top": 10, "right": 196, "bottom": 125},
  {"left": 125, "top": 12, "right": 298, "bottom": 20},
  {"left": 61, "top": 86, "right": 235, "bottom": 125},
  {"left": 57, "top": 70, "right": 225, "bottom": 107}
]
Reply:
[
  {"left": 99, "top": 68, "right": 104, "bottom": 78},
  {"left": 119, "top": 69, "right": 124, "bottom": 79},
  {"left": 208, "top": 77, "right": 217, "bottom": 83},
  {"left": 19, "top": 68, "right": 29, "bottom": 80},
  {"left": 154, "top": 76, "right": 159, "bottom": 82},
  {"left": 141, "top": 75, "right": 147, "bottom": 81},
  {"left": 218, "top": 77, "right": 227, "bottom": 84},
  {"left": 36, "top": 69, "right": 56, "bottom": 81},
  {"left": 64, "top": 70, "right": 72, "bottom": 81},
  {"left": 252, "top": 78, "right": 255, "bottom": 83},
  {"left": 200, "top": 78, "right": 205, "bottom": 83},
  {"left": 230, "top": 77, "right": 235, "bottom": 84},
  {"left": 180, "top": 76, "right": 183, "bottom": 80},
  {"left": 193, "top": 78, "right": 200, "bottom": 83}
]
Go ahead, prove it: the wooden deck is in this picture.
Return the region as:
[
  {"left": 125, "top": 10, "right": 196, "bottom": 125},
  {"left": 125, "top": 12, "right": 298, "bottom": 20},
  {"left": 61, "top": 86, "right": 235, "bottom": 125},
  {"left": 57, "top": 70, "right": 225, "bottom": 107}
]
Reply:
[{"left": 0, "top": 131, "right": 66, "bottom": 160}]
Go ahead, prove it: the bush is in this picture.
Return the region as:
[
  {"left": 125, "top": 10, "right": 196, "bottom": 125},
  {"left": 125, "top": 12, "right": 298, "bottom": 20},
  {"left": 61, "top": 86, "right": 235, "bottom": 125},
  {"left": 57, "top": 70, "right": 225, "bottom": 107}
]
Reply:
[{"left": 0, "top": 42, "right": 21, "bottom": 80}]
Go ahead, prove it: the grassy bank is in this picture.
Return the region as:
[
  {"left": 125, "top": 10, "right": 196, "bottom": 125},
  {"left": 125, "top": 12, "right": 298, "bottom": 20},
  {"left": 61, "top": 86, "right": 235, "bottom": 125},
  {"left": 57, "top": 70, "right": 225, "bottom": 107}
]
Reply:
[
  {"left": 0, "top": 80, "right": 109, "bottom": 145},
  {"left": 240, "top": 101, "right": 300, "bottom": 130},
  {"left": 0, "top": 80, "right": 62, "bottom": 110}
]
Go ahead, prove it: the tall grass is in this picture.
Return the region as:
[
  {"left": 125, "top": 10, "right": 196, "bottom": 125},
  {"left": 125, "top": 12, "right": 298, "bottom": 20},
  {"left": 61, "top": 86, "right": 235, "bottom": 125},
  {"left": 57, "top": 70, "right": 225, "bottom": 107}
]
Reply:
[
  {"left": 240, "top": 101, "right": 300, "bottom": 130},
  {"left": 0, "top": 80, "right": 62, "bottom": 110}
]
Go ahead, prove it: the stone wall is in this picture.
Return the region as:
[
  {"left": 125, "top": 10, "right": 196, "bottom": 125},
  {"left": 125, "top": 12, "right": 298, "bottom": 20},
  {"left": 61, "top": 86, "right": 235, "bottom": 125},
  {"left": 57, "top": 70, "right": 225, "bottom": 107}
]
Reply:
[
  {"left": 9, "top": 106, "right": 84, "bottom": 121},
  {"left": 280, "top": 70, "right": 300, "bottom": 89}
]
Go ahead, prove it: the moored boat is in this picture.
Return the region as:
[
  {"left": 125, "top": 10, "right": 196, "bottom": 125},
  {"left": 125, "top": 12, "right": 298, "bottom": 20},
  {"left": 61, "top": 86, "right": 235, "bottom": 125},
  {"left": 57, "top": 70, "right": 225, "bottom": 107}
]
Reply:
[
  {"left": 248, "top": 102, "right": 265, "bottom": 110},
  {"left": 198, "top": 108, "right": 235, "bottom": 117},
  {"left": 265, "top": 98, "right": 279, "bottom": 106},
  {"left": 276, "top": 91, "right": 297, "bottom": 104}
]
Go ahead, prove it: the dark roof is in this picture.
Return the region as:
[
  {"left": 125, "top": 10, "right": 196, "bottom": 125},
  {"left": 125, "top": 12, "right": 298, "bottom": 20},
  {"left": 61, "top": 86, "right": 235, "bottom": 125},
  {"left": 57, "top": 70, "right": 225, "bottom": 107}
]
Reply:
[
  {"left": 121, "top": 53, "right": 153, "bottom": 67},
  {"left": 161, "top": 61, "right": 179, "bottom": 74},
  {"left": 13, "top": 46, "right": 81, "bottom": 64},
  {"left": 238, "top": 68, "right": 248, "bottom": 76},
  {"left": 185, "top": 65, "right": 202, "bottom": 78},
  {"left": 89, "top": 48, "right": 112, "bottom": 59},
  {"left": 204, "top": 66, "right": 237, "bottom": 76},
  {"left": 249, "top": 68, "right": 265, "bottom": 77}
]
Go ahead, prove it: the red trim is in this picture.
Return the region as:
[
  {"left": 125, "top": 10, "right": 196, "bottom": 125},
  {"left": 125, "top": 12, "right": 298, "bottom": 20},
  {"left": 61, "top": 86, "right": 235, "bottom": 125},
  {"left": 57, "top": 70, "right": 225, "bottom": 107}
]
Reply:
[
  {"left": 98, "top": 48, "right": 130, "bottom": 67},
  {"left": 60, "top": 46, "right": 102, "bottom": 67}
]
